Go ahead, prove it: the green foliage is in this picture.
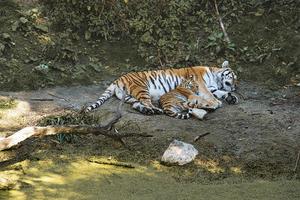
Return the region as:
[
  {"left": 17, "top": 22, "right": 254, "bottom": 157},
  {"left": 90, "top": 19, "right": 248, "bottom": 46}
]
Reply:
[
  {"left": 41, "top": 0, "right": 220, "bottom": 66},
  {"left": 0, "top": 98, "right": 16, "bottom": 109},
  {"left": 206, "top": 31, "right": 236, "bottom": 55},
  {"left": 127, "top": 0, "right": 201, "bottom": 66},
  {"left": 41, "top": 0, "right": 292, "bottom": 69},
  {"left": 41, "top": 0, "right": 128, "bottom": 40}
]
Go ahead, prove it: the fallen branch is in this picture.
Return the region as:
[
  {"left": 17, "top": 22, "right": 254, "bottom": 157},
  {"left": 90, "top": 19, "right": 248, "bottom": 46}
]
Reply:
[
  {"left": 86, "top": 158, "right": 135, "bottom": 168},
  {"left": 0, "top": 94, "right": 151, "bottom": 151},
  {"left": 213, "top": 0, "right": 231, "bottom": 43},
  {"left": 0, "top": 177, "right": 17, "bottom": 190}
]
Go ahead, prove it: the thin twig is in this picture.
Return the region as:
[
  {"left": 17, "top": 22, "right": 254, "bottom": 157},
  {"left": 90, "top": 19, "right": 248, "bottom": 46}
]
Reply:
[
  {"left": 193, "top": 132, "right": 211, "bottom": 142},
  {"left": 86, "top": 158, "right": 135, "bottom": 168},
  {"left": 293, "top": 150, "right": 300, "bottom": 172},
  {"left": 30, "top": 98, "right": 54, "bottom": 101},
  {"left": 47, "top": 92, "right": 70, "bottom": 102},
  {"left": 213, "top": 0, "right": 231, "bottom": 43}
]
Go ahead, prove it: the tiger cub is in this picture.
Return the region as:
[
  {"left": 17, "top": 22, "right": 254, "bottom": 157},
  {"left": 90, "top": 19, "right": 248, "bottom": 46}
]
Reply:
[{"left": 159, "top": 78, "right": 215, "bottom": 119}]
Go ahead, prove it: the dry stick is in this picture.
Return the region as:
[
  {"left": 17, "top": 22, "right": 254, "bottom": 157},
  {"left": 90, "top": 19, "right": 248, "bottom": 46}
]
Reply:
[
  {"left": 0, "top": 125, "right": 152, "bottom": 151},
  {"left": 30, "top": 98, "right": 54, "bottom": 101},
  {"left": 213, "top": 0, "right": 231, "bottom": 43},
  {"left": 0, "top": 126, "right": 106, "bottom": 151},
  {"left": 0, "top": 94, "right": 151, "bottom": 151},
  {"left": 47, "top": 92, "right": 70, "bottom": 102},
  {"left": 293, "top": 150, "right": 300, "bottom": 173},
  {"left": 193, "top": 132, "right": 211, "bottom": 142},
  {"left": 86, "top": 158, "right": 135, "bottom": 169}
]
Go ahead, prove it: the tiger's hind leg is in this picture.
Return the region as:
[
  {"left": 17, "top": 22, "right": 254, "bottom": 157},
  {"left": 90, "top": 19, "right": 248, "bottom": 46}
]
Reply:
[
  {"left": 131, "top": 89, "right": 163, "bottom": 115},
  {"left": 139, "top": 98, "right": 163, "bottom": 114},
  {"left": 123, "top": 94, "right": 162, "bottom": 115},
  {"left": 132, "top": 100, "right": 163, "bottom": 115}
]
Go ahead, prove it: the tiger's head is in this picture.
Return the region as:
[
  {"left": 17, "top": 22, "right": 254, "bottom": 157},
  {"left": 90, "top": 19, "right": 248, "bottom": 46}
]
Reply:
[
  {"left": 217, "top": 61, "right": 237, "bottom": 92},
  {"left": 180, "top": 77, "right": 200, "bottom": 95}
]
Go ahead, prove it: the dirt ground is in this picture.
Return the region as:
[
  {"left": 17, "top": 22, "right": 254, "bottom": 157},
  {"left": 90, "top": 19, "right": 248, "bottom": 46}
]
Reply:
[{"left": 0, "top": 80, "right": 299, "bottom": 199}]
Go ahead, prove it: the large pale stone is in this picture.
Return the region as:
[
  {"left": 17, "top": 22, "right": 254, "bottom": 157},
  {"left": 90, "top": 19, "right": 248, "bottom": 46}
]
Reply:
[{"left": 161, "top": 140, "right": 198, "bottom": 165}]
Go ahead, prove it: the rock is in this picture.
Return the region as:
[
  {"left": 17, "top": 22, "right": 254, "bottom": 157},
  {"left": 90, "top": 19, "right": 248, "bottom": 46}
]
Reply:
[
  {"left": 34, "top": 24, "right": 49, "bottom": 33},
  {"left": 31, "top": 8, "right": 39, "bottom": 13},
  {"left": 0, "top": 43, "right": 5, "bottom": 55},
  {"left": 85, "top": 31, "right": 91, "bottom": 40},
  {"left": 161, "top": 140, "right": 198, "bottom": 166},
  {"left": 89, "top": 63, "right": 102, "bottom": 72},
  {"left": 190, "top": 108, "right": 207, "bottom": 120},
  {"left": 19, "top": 17, "right": 28, "bottom": 24},
  {"left": 2, "top": 33, "right": 11, "bottom": 40},
  {"left": 11, "top": 21, "right": 19, "bottom": 31},
  {"left": 29, "top": 56, "right": 39, "bottom": 62},
  {"left": 34, "top": 64, "right": 49, "bottom": 74},
  {"left": 24, "top": 59, "right": 31, "bottom": 64}
]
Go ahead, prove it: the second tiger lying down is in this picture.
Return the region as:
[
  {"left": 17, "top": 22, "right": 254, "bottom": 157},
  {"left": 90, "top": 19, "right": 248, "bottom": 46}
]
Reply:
[{"left": 159, "top": 78, "right": 213, "bottom": 119}]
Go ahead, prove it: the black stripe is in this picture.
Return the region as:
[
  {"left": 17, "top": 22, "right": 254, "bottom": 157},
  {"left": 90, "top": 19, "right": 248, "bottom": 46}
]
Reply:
[
  {"left": 158, "top": 78, "right": 167, "bottom": 93},
  {"left": 175, "top": 76, "right": 179, "bottom": 87},
  {"left": 166, "top": 79, "right": 172, "bottom": 91},
  {"left": 136, "top": 89, "right": 147, "bottom": 98},
  {"left": 149, "top": 76, "right": 156, "bottom": 89}
]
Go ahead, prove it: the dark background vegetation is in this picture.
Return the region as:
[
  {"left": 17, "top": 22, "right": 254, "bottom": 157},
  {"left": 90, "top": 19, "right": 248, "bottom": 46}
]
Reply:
[{"left": 0, "top": 0, "right": 299, "bottom": 90}]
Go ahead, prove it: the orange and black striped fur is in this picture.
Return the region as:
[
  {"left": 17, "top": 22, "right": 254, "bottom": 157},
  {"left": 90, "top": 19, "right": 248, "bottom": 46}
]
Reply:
[
  {"left": 159, "top": 79, "right": 215, "bottom": 119},
  {"left": 86, "top": 61, "right": 238, "bottom": 114}
]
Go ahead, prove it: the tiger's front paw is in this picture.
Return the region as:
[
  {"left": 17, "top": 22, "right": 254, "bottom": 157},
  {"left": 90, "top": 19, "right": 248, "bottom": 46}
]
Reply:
[
  {"left": 225, "top": 93, "right": 238, "bottom": 104},
  {"left": 153, "top": 107, "right": 163, "bottom": 114}
]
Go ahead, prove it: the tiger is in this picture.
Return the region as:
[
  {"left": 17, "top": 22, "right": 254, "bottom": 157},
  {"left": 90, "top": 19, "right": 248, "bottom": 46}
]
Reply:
[
  {"left": 85, "top": 60, "right": 238, "bottom": 114},
  {"left": 159, "top": 78, "right": 216, "bottom": 119}
]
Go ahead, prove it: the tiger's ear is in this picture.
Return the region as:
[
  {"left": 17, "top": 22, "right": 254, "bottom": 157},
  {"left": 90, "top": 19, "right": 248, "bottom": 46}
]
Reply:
[{"left": 222, "top": 60, "right": 229, "bottom": 68}]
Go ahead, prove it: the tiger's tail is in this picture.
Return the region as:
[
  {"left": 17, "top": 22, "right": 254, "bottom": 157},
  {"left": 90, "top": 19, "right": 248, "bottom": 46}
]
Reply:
[
  {"left": 175, "top": 112, "right": 191, "bottom": 120},
  {"left": 85, "top": 83, "right": 116, "bottom": 112},
  {"left": 164, "top": 109, "right": 191, "bottom": 120}
]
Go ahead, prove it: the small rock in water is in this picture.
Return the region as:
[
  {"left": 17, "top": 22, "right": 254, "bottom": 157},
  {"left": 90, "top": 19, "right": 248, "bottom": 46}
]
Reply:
[{"left": 161, "top": 140, "right": 198, "bottom": 166}]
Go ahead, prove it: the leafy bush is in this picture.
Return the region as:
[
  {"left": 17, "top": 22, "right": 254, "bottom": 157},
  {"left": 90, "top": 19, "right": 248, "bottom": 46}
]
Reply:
[
  {"left": 40, "top": 0, "right": 242, "bottom": 66},
  {"left": 41, "top": 0, "right": 129, "bottom": 39}
]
